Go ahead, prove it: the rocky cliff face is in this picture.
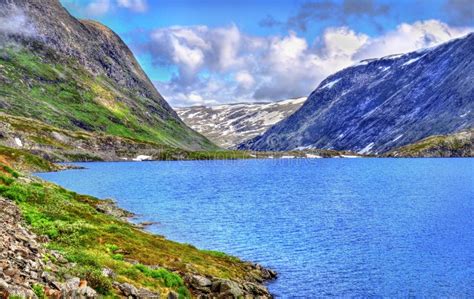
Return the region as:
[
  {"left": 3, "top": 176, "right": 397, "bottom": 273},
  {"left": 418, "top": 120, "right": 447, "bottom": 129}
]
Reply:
[
  {"left": 240, "top": 34, "right": 474, "bottom": 154},
  {"left": 0, "top": 0, "right": 214, "bottom": 151},
  {"left": 176, "top": 97, "right": 306, "bottom": 148}
]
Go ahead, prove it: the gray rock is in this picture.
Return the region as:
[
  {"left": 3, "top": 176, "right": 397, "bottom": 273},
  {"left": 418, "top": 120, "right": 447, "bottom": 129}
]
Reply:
[
  {"left": 211, "top": 279, "right": 244, "bottom": 297},
  {"left": 185, "top": 274, "right": 212, "bottom": 291},
  {"left": 167, "top": 291, "right": 179, "bottom": 299},
  {"left": 114, "top": 282, "right": 138, "bottom": 298}
]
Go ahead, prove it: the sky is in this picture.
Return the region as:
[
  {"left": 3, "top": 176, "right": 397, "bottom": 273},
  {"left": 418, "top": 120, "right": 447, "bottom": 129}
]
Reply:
[{"left": 60, "top": 0, "right": 474, "bottom": 107}]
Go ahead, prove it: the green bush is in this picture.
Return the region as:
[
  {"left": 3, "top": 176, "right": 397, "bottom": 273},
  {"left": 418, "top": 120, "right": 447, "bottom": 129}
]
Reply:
[
  {"left": 75, "top": 267, "right": 112, "bottom": 295},
  {"left": 111, "top": 253, "right": 124, "bottom": 261},
  {"left": 1, "top": 184, "right": 29, "bottom": 202},
  {"left": 0, "top": 174, "right": 14, "bottom": 185},
  {"left": 64, "top": 251, "right": 101, "bottom": 268},
  {"left": 134, "top": 264, "right": 184, "bottom": 288},
  {"left": 32, "top": 284, "right": 45, "bottom": 299}
]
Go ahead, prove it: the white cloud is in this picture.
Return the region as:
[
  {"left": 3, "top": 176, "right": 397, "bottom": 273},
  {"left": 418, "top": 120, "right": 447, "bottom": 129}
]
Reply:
[
  {"left": 86, "top": 0, "right": 111, "bottom": 16},
  {"left": 138, "top": 20, "right": 472, "bottom": 107},
  {"left": 83, "top": 0, "right": 148, "bottom": 16},
  {"left": 117, "top": 0, "right": 148, "bottom": 12},
  {"left": 354, "top": 20, "right": 471, "bottom": 60},
  {"left": 0, "top": 6, "right": 37, "bottom": 39}
]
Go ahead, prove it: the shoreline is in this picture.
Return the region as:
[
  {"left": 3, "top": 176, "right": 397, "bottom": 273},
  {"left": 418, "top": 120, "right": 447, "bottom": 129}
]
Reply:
[{"left": 0, "top": 143, "right": 278, "bottom": 298}]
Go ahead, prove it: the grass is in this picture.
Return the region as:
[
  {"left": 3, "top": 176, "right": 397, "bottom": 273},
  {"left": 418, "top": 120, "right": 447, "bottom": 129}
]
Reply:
[
  {"left": 0, "top": 46, "right": 216, "bottom": 151},
  {"left": 0, "top": 145, "right": 58, "bottom": 172},
  {"left": 0, "top": 151, "right": 262, "bottom": 297}
]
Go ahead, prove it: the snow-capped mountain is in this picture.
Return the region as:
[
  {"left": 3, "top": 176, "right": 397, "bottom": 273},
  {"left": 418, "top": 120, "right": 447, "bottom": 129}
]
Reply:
[
  {"left": 239, "top": 33, "right": 474, "bottom": 154},
  {"left": 176, "top": 98, "right": 306, "bottom": 148}
]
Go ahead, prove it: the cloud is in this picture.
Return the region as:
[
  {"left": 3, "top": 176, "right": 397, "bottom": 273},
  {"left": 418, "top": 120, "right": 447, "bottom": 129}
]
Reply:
[
  {"left": 86, "top": 0, "right": 111, "bottom": 16},
  {"left": 267, "top": 0, "right": 391, "bottom": 31},
  {"left": 117, "top": 0, "right": 148, "bottom": 12},
  {"left": 135, "top": 20, "right": 472, "bottom": 107},
  {"left": 65, "top": 0, "right": 148, "bottom": 16},
  {"left": 0, "top": 5, "right": 39, "bottom": 46}
]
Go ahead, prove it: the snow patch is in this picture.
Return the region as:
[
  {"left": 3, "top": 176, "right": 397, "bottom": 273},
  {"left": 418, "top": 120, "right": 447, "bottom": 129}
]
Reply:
[
  {"left": 340, "top": 155, "right": 359, "bottom": 158},
  {"left": 306, "top": 154, "right": 322, "bottom": 159},
  {"left": 14, "top": 137, "right": 23, "bottom": 147},
  {"left": 321, "top": 78, "right": 341, "bottom": 90},
  {"left": 402, "top": 57, "right": 421, "bottom": 66},
  {"left": 358, "top": 142, "right": 374, "bottom": 154},
  {"left": 280, "top": 155, "right": 295, "bottom": 159},
  {"left": 392, "top": 134, "right": 404, "bottom": 142},
  {"left": 133, "top": 155, "right": 153, "bottom": 161}
]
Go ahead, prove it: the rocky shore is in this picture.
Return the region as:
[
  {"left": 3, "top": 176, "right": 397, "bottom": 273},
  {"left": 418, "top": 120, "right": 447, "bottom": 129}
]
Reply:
[{"left": 0, "top": 180, "right": 277, "bottom": 299}]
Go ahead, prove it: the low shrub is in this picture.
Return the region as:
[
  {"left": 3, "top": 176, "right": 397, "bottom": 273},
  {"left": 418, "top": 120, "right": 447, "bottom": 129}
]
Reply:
[{"left": 134, "top": 264, "right": 184, "bottom": 288}]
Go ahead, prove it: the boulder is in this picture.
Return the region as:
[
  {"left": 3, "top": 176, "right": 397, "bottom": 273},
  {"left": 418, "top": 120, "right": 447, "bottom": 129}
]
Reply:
[{"left": 185, "top": 274, "right": 212, "bottom": 292}]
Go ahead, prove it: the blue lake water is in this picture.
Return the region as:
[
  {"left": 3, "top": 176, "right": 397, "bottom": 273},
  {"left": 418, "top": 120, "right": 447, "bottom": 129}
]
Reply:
[{"left": 37, "top": 158, "right": 474, "bottom": 297}]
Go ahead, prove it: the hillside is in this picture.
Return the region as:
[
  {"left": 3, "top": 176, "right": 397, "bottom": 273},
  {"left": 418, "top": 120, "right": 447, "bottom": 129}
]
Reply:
[
  {"left": 176, "top": 97, "right": 306, "bottom": 148},
  {"left": 239, "top": 34, "right": 474, "bottom": 154},
  {"left": 0, "top": 0, "right": 215, "bottom": 153},
  {"left": 0, "top": 146, "right": 276, "bottom": 298},
  {"left": 386, "top": 129, "right": 473, "bottom": 157}
]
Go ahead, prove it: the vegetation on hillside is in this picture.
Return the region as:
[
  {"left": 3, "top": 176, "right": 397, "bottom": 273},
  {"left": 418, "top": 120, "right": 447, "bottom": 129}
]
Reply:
[
  {"left": 0, "top": 46, "right": 215, "bottom": 151},
  {"left": 386, "top": 130, "right": 473, "bottom": 157},
  {"left": 0, "top": 146, "right": 269, "bottom": 297}
]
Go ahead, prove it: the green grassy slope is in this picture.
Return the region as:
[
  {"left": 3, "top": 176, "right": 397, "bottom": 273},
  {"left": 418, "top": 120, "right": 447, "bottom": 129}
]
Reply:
[
  {"left": 0, "top": 146, "right": 271, "bottom": 297},
  {"left": 0, "top": 46, "right": 216, "bottom": 151}
]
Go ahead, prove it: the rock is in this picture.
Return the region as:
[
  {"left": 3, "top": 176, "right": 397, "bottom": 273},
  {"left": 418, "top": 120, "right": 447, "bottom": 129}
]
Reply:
[
  {"left": 211, "top": 279, "right": 244, "bottom": 298},
  {"left": 185, "top": 274, "right": 212, "bottom": 292},
  {"left": 114, "top": 282, "right": 138, "bottom": 297},
  {"left": 62, "top": 277, "right": 97, "bottom": 298},
  {"left": 96, "top": 199, "right": 134, "bottom": 220},
  {"left": 167, "top": 291, "right": 179, "bottom": 299},
  {"left": 77, "top": 285, "right": 98, "bottom": 298},
  {"left": 137, "top": 287, "right": 160, "bottom": 299},
  {"left": 102, "top": 267, "right": 116, "bottom": 279}
]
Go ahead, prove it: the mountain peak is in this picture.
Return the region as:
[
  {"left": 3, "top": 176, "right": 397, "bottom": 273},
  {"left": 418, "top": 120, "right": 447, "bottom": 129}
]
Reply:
[{"left": 240, "top": 33, "right": 474, "bottom": 153}]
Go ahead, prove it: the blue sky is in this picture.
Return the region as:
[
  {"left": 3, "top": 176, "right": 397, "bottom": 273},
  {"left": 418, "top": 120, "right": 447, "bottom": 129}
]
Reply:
[{"left": 60, "top": 0, "right": 474, "bottom": 106}]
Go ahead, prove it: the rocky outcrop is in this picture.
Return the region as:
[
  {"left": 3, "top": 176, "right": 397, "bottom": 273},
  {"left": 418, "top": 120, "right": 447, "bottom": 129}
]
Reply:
[
  {"left": 240, "top": 34, "right": 474, "bottom": 154},
  {"left": 176, "top": 98, "right": 306, "bottom": 148},
  {"left": 0, "top": 196, "right": 64, "bottom": 298},
  {"left": 184, "top": 270, "right": 277, "bottom": 298}
]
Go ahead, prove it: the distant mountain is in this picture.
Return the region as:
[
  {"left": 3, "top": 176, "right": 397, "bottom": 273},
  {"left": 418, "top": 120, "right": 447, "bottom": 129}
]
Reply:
[
  {"left": 0, "top": 0, "right": 215, "bottom": 156},
  {"left": 239, "top": 34, "right": 474, "bottom": 154},
  {"left": 176, "top": 98, "right": 306, "bottom": 148}
]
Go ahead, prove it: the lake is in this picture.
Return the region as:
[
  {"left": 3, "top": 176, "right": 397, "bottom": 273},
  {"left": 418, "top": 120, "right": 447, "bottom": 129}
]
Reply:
[{"left": 37, "top": 158, "right": 474, "bottom": 297}]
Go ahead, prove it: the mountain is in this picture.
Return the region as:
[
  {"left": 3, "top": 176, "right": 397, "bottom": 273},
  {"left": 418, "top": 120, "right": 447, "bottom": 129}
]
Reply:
[
  {"left": 176, "top": 97, "right": 306, "bottom": 148},
  {"left": 239, "top": 34, "right": 474, "bottom": 154},
  {"left": 0, "top": 0, "right": 215, "bottom": 157}
]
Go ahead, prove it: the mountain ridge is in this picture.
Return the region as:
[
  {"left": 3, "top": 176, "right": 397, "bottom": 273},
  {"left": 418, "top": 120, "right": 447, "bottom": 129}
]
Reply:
[
  {"left": 0, "top": 0, "right": 215, "bottom": 152},
  {"left": 239, "top": 33, "right": 474, "bottom": 153},
  {"left": 176, "top": 97, "right": 306, "bottom": 148}
]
